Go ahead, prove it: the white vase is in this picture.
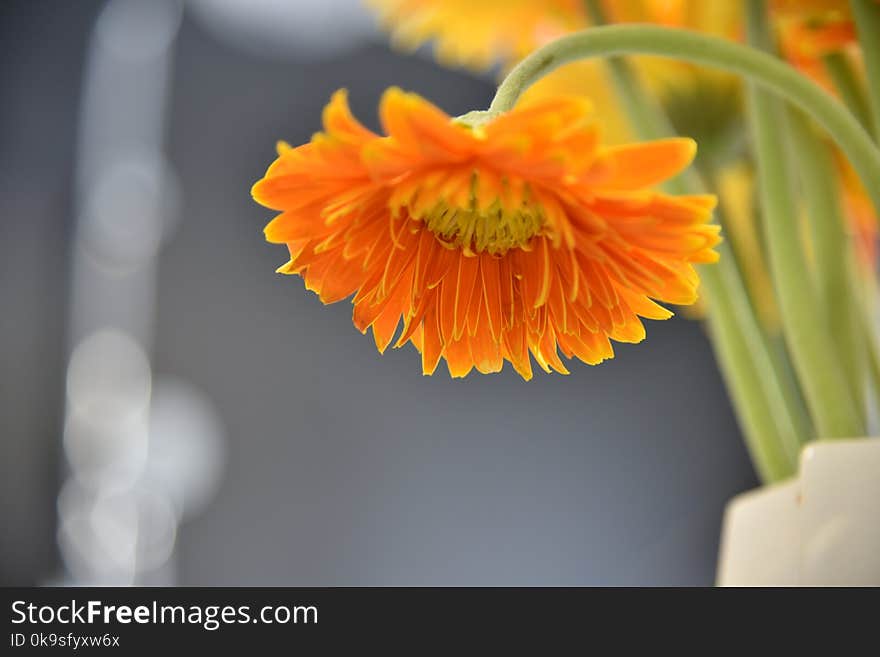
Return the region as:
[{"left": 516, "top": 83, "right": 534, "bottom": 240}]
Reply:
[{"left": 716, "top": 438, "right": 880, "bottom": 586}]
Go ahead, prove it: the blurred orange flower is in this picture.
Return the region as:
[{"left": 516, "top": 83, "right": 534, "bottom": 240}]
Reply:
[
  {"left": 772, "top": 0, "right": 858, "bottom": 85},
  {"left": 366, "top": 0, "right": 743, "bottom": 72},
  {"left": 366, "top": 0, "right": 586, "bottom": 70},
  {"left": 252, "top": 90, "right": 719, "bottom": 378}
]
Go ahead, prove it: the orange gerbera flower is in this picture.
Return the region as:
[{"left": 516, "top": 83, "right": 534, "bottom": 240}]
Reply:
[{"left": 252, "top": 89, "right": 719, "bottom": 379}]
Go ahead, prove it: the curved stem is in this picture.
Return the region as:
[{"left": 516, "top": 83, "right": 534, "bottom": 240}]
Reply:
[{"left": 490, "top": 25, "right": 880, "bottom": 215}]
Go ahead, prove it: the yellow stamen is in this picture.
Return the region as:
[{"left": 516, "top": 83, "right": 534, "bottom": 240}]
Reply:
[{"left": 417, "top": 197, "right": 545, "bottom": 256}]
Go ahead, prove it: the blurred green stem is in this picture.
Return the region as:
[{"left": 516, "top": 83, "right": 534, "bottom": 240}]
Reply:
[
  {"left": 786, "top": 108, "right": 866, "bottom": 428},
  {"left": 859, "top": 276, "right": 880, "bottom": 422},
  {"left": 850, "top": 0, "right": 880, "bottom": 139},
  {"left": 822, "top": 52, "right": 873, "bottom": 133},
  {"left": 850, "top": 0, "right": 880, "bottom": 433},
  {"left": 746, "top": 0, "right": 862, "bottom": 438}
]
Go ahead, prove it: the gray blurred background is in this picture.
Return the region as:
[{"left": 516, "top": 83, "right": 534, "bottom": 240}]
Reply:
[{"left": 0, "top": 0, "right": 758, "bottom": 586}]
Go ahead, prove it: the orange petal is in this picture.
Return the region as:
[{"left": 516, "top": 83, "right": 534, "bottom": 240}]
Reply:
[{"left": 592, "top": 139, "right": 697, "bottom": 190}]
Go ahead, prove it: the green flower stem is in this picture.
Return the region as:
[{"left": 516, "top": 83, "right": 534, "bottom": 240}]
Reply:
[
  {"left": 822, "top": 52, "right": 873, "bottom": 133},
  {"left": 583, "top": 0, "right": 804, "bottom": 479},
  {"left": 746, "top": 0, "right": 862, "bottom": 438},
  {"left": 786, "top": 107, "right": 866, "bottom": 429},
  {"left": 859, "top": 278, "right": 880, "bottom": 419},
  {"left": 702, "top": 249, "right": 802, "bottom": 480},
  {"left": 849, "top": 0, "right": 880, "bottom": 434},
  {"left": 489, "top": 24, "right": 880, "bottom": 216},
  {"left": 851, "top": 0, "right": 880, "bottom": 139},
  {"left": 701, "top": 153, "right": 810, "bottom": 477}
]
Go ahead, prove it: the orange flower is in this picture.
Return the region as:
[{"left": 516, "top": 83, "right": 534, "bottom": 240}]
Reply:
[
  {"left": 366, "top": 0, "right": 586, "bottom": 70},
  {"left": 772, "top": 0, "right": 858, "bottom": 85},
  {"left": 252, "top": 89, "right": 719, "bottom": 378}
]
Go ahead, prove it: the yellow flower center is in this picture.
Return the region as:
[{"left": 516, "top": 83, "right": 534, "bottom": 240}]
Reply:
[{"left": 421, "top": 199, "right": 544, "bottom": 255}]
